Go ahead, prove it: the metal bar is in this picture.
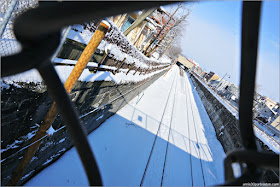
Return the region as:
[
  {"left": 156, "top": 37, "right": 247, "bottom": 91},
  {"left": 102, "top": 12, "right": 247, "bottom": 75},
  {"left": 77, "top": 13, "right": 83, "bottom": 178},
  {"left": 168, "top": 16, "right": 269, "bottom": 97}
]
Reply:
[
  {"left": 0, "top": 0, "right": 18, "bottom": 38},
  {"left": 38, "top": 62, "right": 102, "bottom": 186},
  {"left": 113, "top": 57, "right": 126, "bottom": 75},
  {"left": 7, "top": 21, "right": 109, "bottom": 186},
  {"left": 126, "top": 62, "right": 135, "bottom": 75},
  {"left": 94, "top": 50, "right": 109, "bottom": 73},
  {"left": 13, "top": 2, "right": 172, "bottom": 41},
  {"left": 239, "top": 1, "right": 262, "bottom": 150}
]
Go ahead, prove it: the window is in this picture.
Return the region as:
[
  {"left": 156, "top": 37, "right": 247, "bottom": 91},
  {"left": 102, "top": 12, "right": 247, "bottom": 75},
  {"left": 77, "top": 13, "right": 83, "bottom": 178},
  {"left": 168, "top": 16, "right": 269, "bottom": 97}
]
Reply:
[{"left": 121, "top": 17, "right": 134, "bottom": 32}]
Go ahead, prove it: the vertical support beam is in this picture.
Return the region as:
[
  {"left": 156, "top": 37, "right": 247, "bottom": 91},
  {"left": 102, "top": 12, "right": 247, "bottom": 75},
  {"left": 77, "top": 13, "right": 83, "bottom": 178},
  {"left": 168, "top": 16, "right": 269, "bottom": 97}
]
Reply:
[
  {"left": 126, "top": 62, "right": 135, "bottom": 75},
  {"left": 94, "top": 49, "right": 109, "bottom": 73},
  {"left": 0, "top": 0, "right": 18, "bottom": 37},
  {"left": 113, "top": 57, "right": 126, "bottom": 75},
  {"left": 239, "top": 1, "right": 261, "bottom": 150}
]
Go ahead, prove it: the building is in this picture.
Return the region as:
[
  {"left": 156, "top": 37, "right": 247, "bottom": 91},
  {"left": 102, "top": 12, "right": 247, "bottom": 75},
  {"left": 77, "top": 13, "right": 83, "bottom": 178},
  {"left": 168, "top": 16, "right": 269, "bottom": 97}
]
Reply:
[
  {"left": 189, "top": 58, "right": 199, "bottom": 67},
  {"left": 271, "top": 115, "right": 280, "bottom": 131},
  {"left": 254, "top": 97, "right": 279, "bottom": 124},
  {"left": 109, "top": 7, "right": 175, "bottom": 52},
  {"left": 109, "top": 11, "right": 157, "bottom": 51},
  {"left": 205, "top": 71, "right": 219, "bottom": 82},
  {"left": 192, "top": 66, "right": 202, "bottom": 75},
  {"left": 263, "top": 97, "right": 278, "bottom": 111},
  {"left": 201, "top": 71, "right": 207, "bottom": 78},
  {"left": 216, "top": 78, "right": 231, "bottom": 91},
  {"left": 175, "top": 54, "right": 194, "bottom": 70}
]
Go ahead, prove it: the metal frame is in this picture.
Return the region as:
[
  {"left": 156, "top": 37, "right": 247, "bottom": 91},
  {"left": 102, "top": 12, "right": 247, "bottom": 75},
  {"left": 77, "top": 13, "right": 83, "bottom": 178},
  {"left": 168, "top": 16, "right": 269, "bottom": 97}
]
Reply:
[
  {"left": 1, "top": 1, "right": 279, "bottom": 186},
  {"left": 222, "top": 1, "right": 279, "bottom": 185},
  {"left": 1, "top": 1, "right": 172, "bottom": 185}
]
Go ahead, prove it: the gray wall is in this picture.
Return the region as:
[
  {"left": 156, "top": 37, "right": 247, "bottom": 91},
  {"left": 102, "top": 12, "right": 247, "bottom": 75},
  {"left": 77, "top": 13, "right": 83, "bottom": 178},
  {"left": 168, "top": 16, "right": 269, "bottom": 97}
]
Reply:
[{"left": 189, "top": 73, "right": 279, "bottom": 183}]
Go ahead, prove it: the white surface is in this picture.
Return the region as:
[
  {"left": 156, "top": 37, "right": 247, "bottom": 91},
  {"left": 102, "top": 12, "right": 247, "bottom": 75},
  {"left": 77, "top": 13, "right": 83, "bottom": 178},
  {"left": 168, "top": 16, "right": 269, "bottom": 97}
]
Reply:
[
  {"left": 254, "top": 126, "right": 280, "bottom": 154},
  {"left": 25, "top": 66, "right": 225, "bottom": 186},
  {"left": 1, "top": 64, "right": 168, "bottom": 86}
]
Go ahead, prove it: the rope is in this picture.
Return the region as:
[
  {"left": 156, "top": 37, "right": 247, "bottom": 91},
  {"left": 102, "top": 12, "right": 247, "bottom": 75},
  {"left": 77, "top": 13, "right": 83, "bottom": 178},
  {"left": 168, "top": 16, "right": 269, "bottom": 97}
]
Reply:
[{"left": 7, "top": 21, "right": 109, "bottom": 186}]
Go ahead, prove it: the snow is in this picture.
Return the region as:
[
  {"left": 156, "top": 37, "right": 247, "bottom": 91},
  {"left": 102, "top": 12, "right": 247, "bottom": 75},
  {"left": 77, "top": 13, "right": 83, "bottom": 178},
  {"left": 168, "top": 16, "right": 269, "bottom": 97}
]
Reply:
[
  {"left": 231, "top": 163, "right": 242, "bottom": 178},
  {"left": 104, "top": 43, "right": 112, "bottom": 53},
  {"left": 2, "top": 64, "right": 168, "bottom": 87},
  {"left": 21, "top": 170, "right": 35, "bottom": 180},
  {"left": 67, "top": 21, "right": 170, "bottom": 67},
  {"left": 192, "top": 73, "right": 239, "bottom": 119},
  {"left": 158, "top": 55, "right": 172, "bottom": 64},
  {"left": 101, "top": 20, "right": 111, "bottom": 29},
  {"left": 96, "top": 115, "right": 104, "bottom": 121},
  {"left": 25, "top": 66, "right": 225, "bottom": 186},
  {"left": 58, "top": 138, "right": 66, "bottom": 143},
  {"left": 47, "top": 125, "right": 56, "bottom": 136},
  {"left": 1, "top": 80, "right": 11, "bottom": 90},
  {"left": 26, "top": 131, "right": 36, "bottom": 140},
  {"left": 254, "top": 126, "right": 280, "bottom": 154},
  {"left": 1, "top": 140, "right": 21, "bottom": 154},
  {"left": 191, "top": 74, "right": 280, "bottom": 154}
]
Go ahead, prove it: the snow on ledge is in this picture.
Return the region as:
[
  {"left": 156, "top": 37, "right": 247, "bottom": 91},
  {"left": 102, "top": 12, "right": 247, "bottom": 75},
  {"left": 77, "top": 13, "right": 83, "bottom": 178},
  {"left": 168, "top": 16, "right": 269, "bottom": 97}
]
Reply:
[
  {"left": 254, "top": 126, "right": 280, "bottom": 154},
  {"left": 2, "top": 65, "right": 168, "bottom": 87},
  {"left": 191, "top": 73, "right": 239, "bottom": 119}
]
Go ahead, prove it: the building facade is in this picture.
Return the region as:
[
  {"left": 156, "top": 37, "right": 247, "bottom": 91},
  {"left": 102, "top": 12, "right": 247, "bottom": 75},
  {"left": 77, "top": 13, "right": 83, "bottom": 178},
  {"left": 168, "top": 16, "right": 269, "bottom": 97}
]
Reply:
[{"left": 109, "top": 7, "right": 175, "bottom": 53}]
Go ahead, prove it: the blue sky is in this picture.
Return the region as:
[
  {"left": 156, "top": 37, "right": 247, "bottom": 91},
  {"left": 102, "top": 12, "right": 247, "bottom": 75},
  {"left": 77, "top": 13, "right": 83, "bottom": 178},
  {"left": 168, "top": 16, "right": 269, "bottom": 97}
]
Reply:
[{"left": 165, "top": 1, "right": 279, "bottom": 102}]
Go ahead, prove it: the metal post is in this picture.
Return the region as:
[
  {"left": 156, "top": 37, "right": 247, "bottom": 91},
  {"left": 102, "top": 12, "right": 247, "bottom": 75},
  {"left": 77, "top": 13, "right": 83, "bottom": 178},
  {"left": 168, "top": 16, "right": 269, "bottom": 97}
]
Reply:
[
  {"left": 0, "top": 0, "right": 18, "bottom": 38},
  {"left": 94, "top": 49, "right": 110, "bottom": 73},
  {"left": 126, "top": 62, "right": 135, "bottom": 75},
  {"left": 113, "top": 57, "right": 126, "bottom": 75}
]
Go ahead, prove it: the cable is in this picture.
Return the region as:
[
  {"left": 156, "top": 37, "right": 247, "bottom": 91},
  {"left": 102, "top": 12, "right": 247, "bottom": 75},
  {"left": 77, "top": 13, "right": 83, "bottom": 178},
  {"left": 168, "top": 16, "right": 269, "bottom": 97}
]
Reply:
[
  {"left": 140, "top": 66, "right": 177, "bottom": 186},
  {"left": 160, "top": 68, "right": 178, "bottom": 186}
]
